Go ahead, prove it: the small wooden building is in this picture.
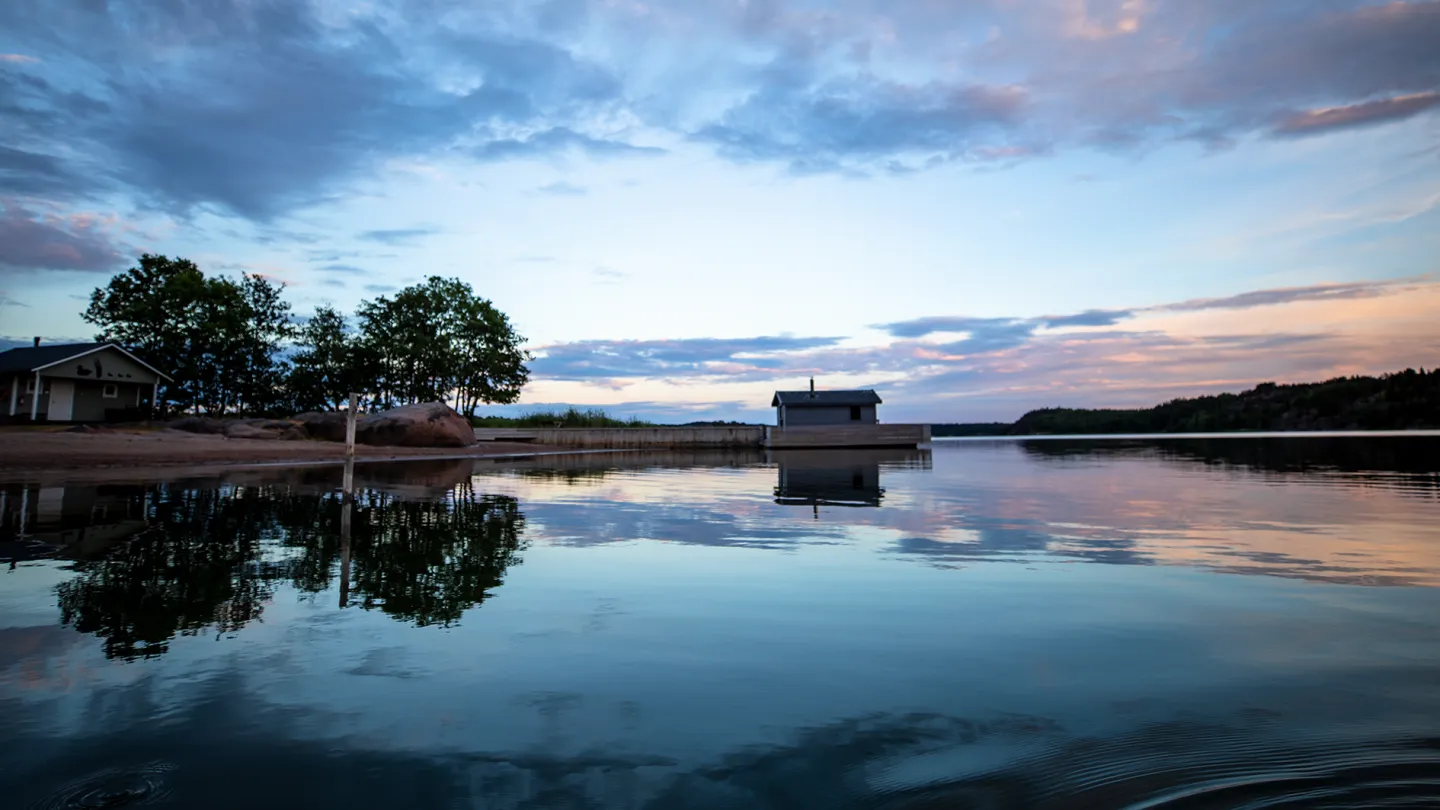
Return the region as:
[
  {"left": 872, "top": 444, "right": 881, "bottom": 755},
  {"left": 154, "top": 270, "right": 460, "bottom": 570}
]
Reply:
[
  {"left": 771, "top": 381, "right": 882, "bottom": 427},
  {"left": 0, "top": 340, "right": 169, "bottom": 423}
]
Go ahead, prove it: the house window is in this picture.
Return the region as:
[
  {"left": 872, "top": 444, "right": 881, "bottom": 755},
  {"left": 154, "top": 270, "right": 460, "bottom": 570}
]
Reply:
[
  {"left": 25, "top": 378, "right": 35, "bottom": 393},
  {"left": 849, "top": 405, "right": 861, "bottom": 421},
  {"left": 103, "top": 383, "right": 119, "bottom": 399}
]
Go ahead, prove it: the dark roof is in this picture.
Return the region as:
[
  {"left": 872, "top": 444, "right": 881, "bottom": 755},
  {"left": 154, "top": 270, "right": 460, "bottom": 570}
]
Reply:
[
  {"left": 0, "top": 343, "right": 108, "bottom": 375},
  {"left": 772, "top": 389, "right": 882, "bottom": 407},
  {"left": 0, "top": 342, "right": 172, "bottom": 380}
]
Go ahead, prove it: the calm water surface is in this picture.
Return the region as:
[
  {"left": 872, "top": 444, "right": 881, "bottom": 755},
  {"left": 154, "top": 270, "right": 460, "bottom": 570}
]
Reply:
[{"left": 2, "top": 438, "right": 1439, "bottom": 808}]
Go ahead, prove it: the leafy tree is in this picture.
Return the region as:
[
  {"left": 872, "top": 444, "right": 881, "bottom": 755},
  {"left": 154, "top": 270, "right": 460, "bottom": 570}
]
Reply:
[
  {"left": 85, "top": 260, "right": 524, "bottom": 417},
  {"left": 353, "top": 276, "right": 529, "bottom": 414},
  {"left": 287, "top": 305, "right": 358, "bottom": 411},
  {"left": 83, "top": 254, "right": 208, "bottom": 414},
  {"left": 234, "top": 274, "right": 296, "bottom": 415},
  {"left": 84, "top": 255, "right": 293, "bottom": 416}
]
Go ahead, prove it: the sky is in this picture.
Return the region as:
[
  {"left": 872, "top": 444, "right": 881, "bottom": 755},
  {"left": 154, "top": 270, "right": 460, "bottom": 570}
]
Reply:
[{"left": 1, "top": 0, "right": 1438, "bottom": 423}]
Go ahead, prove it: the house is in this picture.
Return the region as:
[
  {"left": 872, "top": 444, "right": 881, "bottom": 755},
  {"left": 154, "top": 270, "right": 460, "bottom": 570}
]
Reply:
[
  {"left": 771, "top": 379, "right": 882, "bottom": 427},
  {"left": 0, "top": 339, "right": 170, "bottom": 423}
]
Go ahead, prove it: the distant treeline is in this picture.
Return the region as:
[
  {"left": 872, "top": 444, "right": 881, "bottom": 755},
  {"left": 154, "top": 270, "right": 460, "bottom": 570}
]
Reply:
[
  {"left": 471, "top": 408, "right": 756, "bottom": 428},
  {"left": 472, "top": 408, "right": 654, "bottom": 428},
  {"left": 934, "top": 368, "right": 1440, "bottom": 436}
]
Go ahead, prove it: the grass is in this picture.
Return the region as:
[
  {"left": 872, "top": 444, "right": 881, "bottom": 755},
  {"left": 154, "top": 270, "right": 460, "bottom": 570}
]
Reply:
[{"left": 471, "top": 407, "right": 658, "bottom": 429}]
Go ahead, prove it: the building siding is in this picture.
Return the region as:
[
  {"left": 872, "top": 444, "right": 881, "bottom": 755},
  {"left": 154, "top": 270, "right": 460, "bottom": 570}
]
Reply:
[
  {"left": 780, "top": 404, "right": 877, "bottom": 426},
  {"left": 70, "top": 380, "right": 145, "bottom": 421},
  {"left": 40, "top": 348, "right": 161, "bottom": 386},
  {"left": 6, "top": 374, "right": 50, "bottom": 418},
  {"left": 4, "top": 373, "right": 150, "bottom": 422}
]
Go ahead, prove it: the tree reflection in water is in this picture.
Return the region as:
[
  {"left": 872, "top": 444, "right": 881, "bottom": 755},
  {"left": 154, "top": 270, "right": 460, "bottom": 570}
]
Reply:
[{"left": 42, "top": 476, "right": 526, "bottom": 660}]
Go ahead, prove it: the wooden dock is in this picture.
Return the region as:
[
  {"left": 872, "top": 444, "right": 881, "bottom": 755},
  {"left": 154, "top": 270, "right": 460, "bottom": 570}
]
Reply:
[
  {"left": 762, "top": 424, "right": 931, "bottom": 449},
  {"left": 473, "top": 424, "right": 930, "bottom": 449}
]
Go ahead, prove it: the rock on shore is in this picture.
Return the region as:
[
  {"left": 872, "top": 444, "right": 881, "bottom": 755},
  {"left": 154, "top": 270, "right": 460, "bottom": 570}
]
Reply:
[{"left": 356, "top": 402, "right": 474, "bottom": 448}]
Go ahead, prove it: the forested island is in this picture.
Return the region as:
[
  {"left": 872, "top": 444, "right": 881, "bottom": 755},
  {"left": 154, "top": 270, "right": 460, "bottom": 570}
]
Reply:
[{"left": 934, "top": 369, "right": 1440, "bottom": 436}]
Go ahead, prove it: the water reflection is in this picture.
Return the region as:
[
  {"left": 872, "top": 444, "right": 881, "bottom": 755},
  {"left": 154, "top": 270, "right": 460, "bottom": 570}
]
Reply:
[
  {"left": 2, "top": 440, "right": 1439, "bottom": 809},
  {"left": 7, "top": 669, "right": 1438, "bottom": 809},
  {"left": 771, "top": 449, "right": 931, "bottom": 512},
  {"left": 1019, "top": 435, "right": 1440, "bottom": 496},
  {"left": 2, "top": 465, "right": 526, "bottom": 659}
]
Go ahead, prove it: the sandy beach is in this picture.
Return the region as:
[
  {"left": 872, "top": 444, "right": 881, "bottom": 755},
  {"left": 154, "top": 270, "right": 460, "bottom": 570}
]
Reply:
[{"left": 0, "top": 426, "right": 560, "bottom": 479}]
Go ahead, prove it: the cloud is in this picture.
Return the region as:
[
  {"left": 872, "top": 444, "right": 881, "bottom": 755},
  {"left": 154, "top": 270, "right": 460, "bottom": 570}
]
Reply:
[
  {"left": 1159, "top": 280, "right": 1404, "bottom": 313},
  {"left": 1274, "top": 92, "right": 1440, "bottom": 136},
  {"left": 694, "top": 76, "right": 1028, "bottom": 174},
  {"left": 592, "top": 267, "right": 627, "bottom": 280},
  {"left": 881, "top": 280, "right": 1419, "bottom": 342},
  {"left": 0, "top": 146, "right": 83, "bottom": 197},
  {"left": 316, "top": 263, "right": 370, "bottom": 276},
  {"left": 0, "top": 0, "right": 639, "bottom": 220},
  {"left": 685, "top": 0, "right": 1440, "bottom": 173},
  {"left": 537, "top": 181, "right": 587, "bottom": 196},
  {"left": 1041, "top": 309, "right": 1133, "bottom": 328},
  {"left": 5, "top": 0, "right": 1435, "bottom": 199},
  {"left": 531, "top": 335, "right": 846, "bottom": 380},
  {"left": 472, "top": 126, "right": 665, "bottom": 161},
  {"left": 0, "top": 202, "right": 126, "bottom": 274},
  {"left": 519, "top": 277, "right": 1439, "bottom": 420},
  {"left": 364, "top": 284, "right": 398, "bottom": 294},
  {"left": 357, "top": 227, "right": 439, "bottom": 246}
]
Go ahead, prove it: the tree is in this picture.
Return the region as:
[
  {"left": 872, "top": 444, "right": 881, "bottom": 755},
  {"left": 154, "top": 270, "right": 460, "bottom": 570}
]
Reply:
[
  {"left": 287, "top": 305, "right": 358, "bottom": 411},
  {"left": 451, "top": 291, "right": 530, "bottom": 416},
  {"left": 352, "top": 276, "right": 529, "bottom": 413},
  {"left": 83, "top": 254, "right": 207, "bottom": 414},
  {"left": 84, "top": 255, "right": 293, "bottom": 416},
  {"left": 234, "top": 274, "right": 295, "bottom": 415}
]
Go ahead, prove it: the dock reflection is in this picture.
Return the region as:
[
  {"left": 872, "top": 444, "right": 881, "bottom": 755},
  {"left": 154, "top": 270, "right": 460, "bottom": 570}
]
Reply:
[{"left": 770, "top": 449, "right": 932, "bottom": 512}]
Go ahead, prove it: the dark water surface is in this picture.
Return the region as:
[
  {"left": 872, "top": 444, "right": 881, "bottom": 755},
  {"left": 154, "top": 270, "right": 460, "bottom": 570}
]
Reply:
[{"left": 2, "top": 438, "right": 1439, "bottom": 808}]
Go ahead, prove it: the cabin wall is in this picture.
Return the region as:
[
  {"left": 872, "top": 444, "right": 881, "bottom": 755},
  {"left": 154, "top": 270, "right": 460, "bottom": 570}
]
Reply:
[
  {"left": 40, "top": 349, "right": 161, "bottom": 386},
  {"left": 3, "top": 373, "right": 151, "bottom": 422},
  {"left": 5, "top": 373, "right": 49, "bottom": 418},
  {"left": 70, "top": 380, "right": 148, "bottom": 422},
  {"left": 781, "top": 405, "right": 877, "bottom": 426}
]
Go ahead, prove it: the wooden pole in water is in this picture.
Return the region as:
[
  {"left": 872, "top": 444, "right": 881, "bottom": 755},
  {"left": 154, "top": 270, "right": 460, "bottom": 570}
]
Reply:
[
  {"left": 339, "top": 457, "right": 352, "bottom": 610},
  {"left": 340, "top": 391, "right": 359, "bottom": 608},
  {"left": 345, "top": 392, "right": 358, "bottom": 458}
]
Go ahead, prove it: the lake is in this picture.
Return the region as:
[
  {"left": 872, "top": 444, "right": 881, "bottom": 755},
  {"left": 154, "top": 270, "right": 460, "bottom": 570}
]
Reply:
[{"left": 2, "top": 437, "right": 1439, "bottom": 809}]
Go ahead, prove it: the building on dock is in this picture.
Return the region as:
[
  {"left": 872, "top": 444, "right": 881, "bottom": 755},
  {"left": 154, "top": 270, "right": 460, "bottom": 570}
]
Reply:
[{"left": 771, "top": 379, "right": 881, "bottom": 427}]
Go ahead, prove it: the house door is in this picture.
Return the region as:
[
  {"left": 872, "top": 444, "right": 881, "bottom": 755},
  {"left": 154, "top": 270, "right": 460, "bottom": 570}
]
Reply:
[{"left": 47, "top": 380, "right": 75, "bottom": 421}]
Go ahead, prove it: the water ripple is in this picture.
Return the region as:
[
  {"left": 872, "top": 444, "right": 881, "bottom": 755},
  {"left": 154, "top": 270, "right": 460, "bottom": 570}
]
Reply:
[{"left": 29, "top": 763, "right": 175, "bottom": 810}]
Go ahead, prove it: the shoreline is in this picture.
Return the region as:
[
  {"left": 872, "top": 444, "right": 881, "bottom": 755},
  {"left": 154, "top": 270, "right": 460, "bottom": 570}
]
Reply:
[
  {"left": 0, "top": 428, "right": 629, "bottom": 483},
  {"left": 933, "top": 429, "right": 1440, "bottom": 441}
]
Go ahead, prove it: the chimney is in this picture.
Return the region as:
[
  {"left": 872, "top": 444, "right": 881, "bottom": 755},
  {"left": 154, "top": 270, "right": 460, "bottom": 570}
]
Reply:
[
  {"left": 33, "top": 336, "right": 40, "bottom": 348},
  {"left": 809, "top": 376, "right": 815, "bottom": 398}
]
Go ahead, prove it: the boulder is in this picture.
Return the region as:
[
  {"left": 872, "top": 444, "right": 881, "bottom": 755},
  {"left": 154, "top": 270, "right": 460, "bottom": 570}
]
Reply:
[
  {"left": 241, "top": 418, "right": 301, "bottom": 432},
  {"left": 224, "top": 422, "right": 286, "bottom": 441},
  {"left": 168, "top": 416, "right": 229, "bottom": 435},
  {"left": 355, "top": 402, "right": 474, "bottom": 448},
  {"left": 294, "top": 411, "right": 349, "bottom": 442}
]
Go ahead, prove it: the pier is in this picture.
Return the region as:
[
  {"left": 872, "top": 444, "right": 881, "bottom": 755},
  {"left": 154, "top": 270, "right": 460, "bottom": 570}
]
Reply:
[{"left": 472, "top": 424, "right": 930, "bottom": 449}]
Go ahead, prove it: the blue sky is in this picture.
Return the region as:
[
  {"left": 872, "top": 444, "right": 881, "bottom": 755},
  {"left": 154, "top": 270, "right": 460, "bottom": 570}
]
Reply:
[{"left": 2, "top": 0, "right": 1438, "bottom": 422}]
